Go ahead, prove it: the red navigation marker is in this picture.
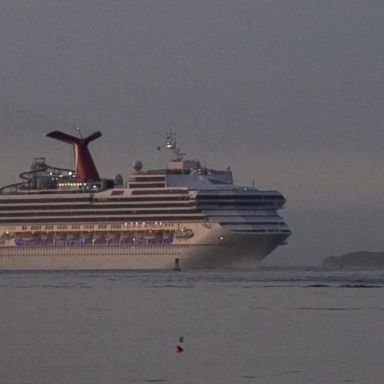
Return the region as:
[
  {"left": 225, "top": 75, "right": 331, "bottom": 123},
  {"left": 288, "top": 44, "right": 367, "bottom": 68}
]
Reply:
[{"left": 176, "top": 345, "right": 184, "bottom": 353}]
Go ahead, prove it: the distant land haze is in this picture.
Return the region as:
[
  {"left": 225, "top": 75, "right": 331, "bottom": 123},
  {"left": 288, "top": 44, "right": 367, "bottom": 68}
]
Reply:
[{"left": 323, "top": 252, "right": 384, "bottom": 269}]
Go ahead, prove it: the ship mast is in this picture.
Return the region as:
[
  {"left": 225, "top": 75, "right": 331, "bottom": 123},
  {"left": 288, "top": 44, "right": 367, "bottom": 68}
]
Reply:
[{"left": 165, "top": 130, "right": 185, "bottom": 161}]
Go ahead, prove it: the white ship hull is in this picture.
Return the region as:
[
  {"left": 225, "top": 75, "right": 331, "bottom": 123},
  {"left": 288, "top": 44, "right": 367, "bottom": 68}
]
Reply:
[{"left": 0, "top": 228, "right": 287, "bottom": 270}]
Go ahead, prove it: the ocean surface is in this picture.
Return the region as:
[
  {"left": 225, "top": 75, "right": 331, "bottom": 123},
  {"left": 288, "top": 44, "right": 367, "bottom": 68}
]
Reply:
[{"left": 1, "top": 268, "right": 383, "bottom": 384}]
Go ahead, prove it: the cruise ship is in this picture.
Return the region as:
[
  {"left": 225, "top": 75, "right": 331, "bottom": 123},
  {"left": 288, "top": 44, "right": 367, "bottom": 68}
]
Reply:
[{"left": 0, "top": 130, "right": 291, "bottom": 270}]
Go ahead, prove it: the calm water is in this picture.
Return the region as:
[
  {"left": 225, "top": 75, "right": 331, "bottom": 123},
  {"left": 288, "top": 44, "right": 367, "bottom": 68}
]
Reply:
[{"left": 1, "top": 268, "right": 383, "bottom": 384}]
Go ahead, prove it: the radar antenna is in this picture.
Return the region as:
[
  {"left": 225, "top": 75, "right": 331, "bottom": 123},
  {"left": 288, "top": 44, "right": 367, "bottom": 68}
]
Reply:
[{"left": 165, "top": 130, "right": 185, "bottom": 161}]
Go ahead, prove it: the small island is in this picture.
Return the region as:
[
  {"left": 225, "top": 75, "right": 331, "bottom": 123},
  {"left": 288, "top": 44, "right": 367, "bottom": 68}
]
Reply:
[{"left": 322, "top": 251, "right": 384, "bottom": 268}]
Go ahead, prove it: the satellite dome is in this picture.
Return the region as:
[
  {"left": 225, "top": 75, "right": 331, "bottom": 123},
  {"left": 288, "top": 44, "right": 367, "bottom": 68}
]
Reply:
[{"left": 133, "top": 160, "right": 143, "bottom": 172}]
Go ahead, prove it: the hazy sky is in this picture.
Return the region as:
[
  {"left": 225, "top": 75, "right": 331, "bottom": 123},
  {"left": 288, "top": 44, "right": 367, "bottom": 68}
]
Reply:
[{"left": 1, "top": 1, "right": 384, "bottom": 265}]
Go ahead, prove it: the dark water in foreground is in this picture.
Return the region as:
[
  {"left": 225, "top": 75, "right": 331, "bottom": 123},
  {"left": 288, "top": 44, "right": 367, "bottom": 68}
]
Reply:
[{"left": 1, "top": 268, "right": 383, "bottom": 384}]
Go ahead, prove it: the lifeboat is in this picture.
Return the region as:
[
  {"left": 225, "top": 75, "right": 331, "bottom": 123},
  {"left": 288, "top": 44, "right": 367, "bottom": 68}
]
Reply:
[
  {"left": 66, "top": 232, "right": 80, "bottom": 240},
  {"left": 175, "top": 228, "right": 194, "bottom": 239},
  {"left": 162, "top": 231, "right": 174, "bottom": 244},
  {"left": 18, "top": 232, "right": 34, "bottom": 241}
]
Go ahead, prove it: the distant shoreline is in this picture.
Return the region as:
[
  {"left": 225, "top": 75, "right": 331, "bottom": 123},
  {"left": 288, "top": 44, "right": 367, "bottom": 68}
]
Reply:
[{"left": 322, "top": 251, "right": 384, "bottom": 268}]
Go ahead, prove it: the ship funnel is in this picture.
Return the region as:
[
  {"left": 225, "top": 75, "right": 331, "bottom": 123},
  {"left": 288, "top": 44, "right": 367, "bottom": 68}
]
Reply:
[{"left": 46, "top": 130, "right": 102, "bottom": 182}]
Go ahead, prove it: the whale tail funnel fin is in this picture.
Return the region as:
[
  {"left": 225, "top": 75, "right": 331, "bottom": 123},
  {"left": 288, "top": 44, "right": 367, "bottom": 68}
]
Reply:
[{"left": 46, "top": 130, "right": 102, "bottom": 182}]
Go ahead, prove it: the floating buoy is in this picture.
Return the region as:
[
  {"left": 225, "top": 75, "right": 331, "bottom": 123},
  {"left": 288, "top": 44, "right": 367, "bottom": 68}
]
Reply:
[
  {"left": 176, "top": 345, "right": 184, "bottom": 353},
  {"left": 178, "top": 336, "right": 184, "bottom": 343}
]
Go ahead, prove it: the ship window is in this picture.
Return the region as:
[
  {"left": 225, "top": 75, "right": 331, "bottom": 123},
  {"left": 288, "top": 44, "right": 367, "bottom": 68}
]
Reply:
[
  {"left": 111, "top": 190, "right": 124, "bottom": 195},
  {"left": 129, "top": 182, "right": 166, "bottom": 188},
  {"left": 131, "top": 189, "right": 188, "bottom": 195}
]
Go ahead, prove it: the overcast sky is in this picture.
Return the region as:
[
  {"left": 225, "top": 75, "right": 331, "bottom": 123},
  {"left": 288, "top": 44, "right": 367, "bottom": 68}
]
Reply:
[{"left": 1, "top": 0, "right": 384, "bottom": 265}]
